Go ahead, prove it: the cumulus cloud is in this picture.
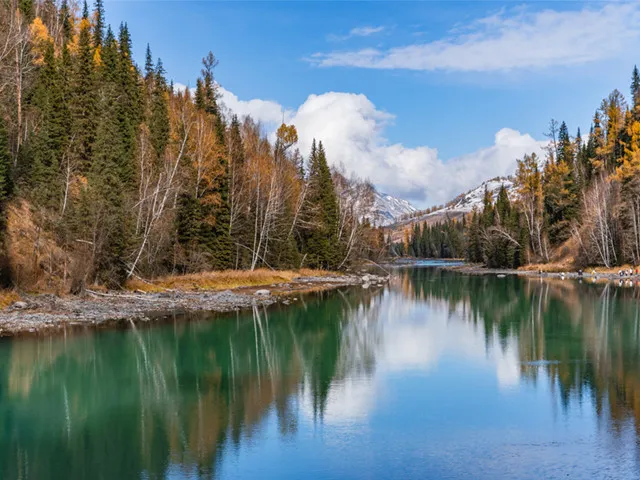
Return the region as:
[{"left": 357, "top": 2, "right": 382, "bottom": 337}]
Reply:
[
  {"left": 173, "top": 82, "right": 292, "bottom": 129},
  {"left": 286, "top": 92, "right": 545, "bottom": 206},
  {"left": 218, "top": 86, "right": 293, "bottom": 127},
  {"left": 177, "top": 83, "right": 545, "bottom": 207},
  {"left": 311, "top": 3, "right": 640, "bottom": 72}
]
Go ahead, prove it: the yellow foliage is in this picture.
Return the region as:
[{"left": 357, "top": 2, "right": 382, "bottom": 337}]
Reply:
[
  {"left": 93, "top": 45, "right": 102, "bottom": 66},
  {"left": 617, "top": 119, "right": 640, "bottom": 183},
  {"left": 276, "top": 124, "right": 298, "bottom": 149},
  {"left": 29, "top": 17, "right": 51, "bottom": 65}
]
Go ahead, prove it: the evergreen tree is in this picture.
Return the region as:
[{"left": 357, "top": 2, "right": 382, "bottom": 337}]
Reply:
[
  {"left": 0, "top": 117, "right": 11, "bottom": 201},
  {"left": 93, "top": 0, "right": 105, "bottom": 48},
  {"left": 481, "top": 185, "right": 494, "bottom": 227},
  {"left": 116, "top": 23, "right": 142, "bottom": 185},
  {"left": 149, "top": 59, "right": 170, "bottom": 161},
  {"left": 228, "top": 115, "right": 251, "bottom": 267},
  {"left": 467, "top": 210, "right": 482, "bottom": 262},
  {"left": 21, "top": 40, "right": 66, "bottom": 207},
  {"left": 71, "top": 3, "right": 97, "bottom": 171},
  {"left": 632, "top": 65, "right": 640, "bottom": 120},
  {"left": 301, "top": 140, "right": 340, "bottom": 268},
  {"left": 59, "top": 0, "right": 74, "bottom": 44}
]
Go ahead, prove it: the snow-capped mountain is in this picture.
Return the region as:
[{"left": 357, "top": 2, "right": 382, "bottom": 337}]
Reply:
[
  {"left": 364, "top": 191, "right": 417, "bottom": 226},
  {"left": 391, "top": 176, "right": 516, "bottom": 230},
  {"left": 441, "top": 176, "right": 516, "bottom": 214}
]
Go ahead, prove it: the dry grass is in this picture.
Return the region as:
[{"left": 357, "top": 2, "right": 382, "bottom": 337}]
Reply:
[
  {"left": 519, "top": 262, "right": 575, "bottom": 273},
  {"left": 125, "top": 268, "right": 336, "bottom": 293},
  {"left": 521, "top": 262, "right": 640, "bottom": 274},
  {"left": 0, "top": 290, "right": 21, "bottom": 310}
]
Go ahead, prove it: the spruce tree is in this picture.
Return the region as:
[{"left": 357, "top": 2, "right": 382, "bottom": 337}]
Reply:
[
  {"left": 149, "top": 59, "right": 170, "bottom": 162},
  {"left": 302, "top": 141, "right": 339, "bottom": 269},
  {"left": 0, "top": 117, "right": 11, "bottom": 201},
  {"left": 22, "top": 40, "right": 66, "bottom": 207},
  {"left": 116, "top": 23, "right": 142, "bottom": 185},
  {"left": 632, "top": 66, "right": 640, "bottom": 120},
  {"left": 93, "top": 0, "right": 105, "bottom": 48},
  {"left": 71, "top": 3, "right": 97, "bottom": 172}
]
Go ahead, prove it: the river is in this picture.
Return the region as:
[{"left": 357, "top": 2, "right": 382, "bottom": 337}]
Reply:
[{"left": 1, "top": 261, "right": 639, "bottom": 479}]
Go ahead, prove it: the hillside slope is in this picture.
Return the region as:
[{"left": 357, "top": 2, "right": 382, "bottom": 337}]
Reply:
[{"left": 390, "top": 176, "right": 516, "bottom": 238}]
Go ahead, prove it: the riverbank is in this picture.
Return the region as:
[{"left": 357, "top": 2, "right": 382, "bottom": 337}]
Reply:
[
  {"left": 440, "top": 262, "right": 640, "bottom": 280},
  {"left": 0, "top": 271, "right": 388, "bottom": 338}
]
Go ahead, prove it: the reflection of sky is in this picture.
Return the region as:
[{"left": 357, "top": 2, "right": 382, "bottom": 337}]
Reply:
[
  {"left": 310, "top": 291, "right": 522, "bottom": 427},
  {"left": 213, "top": 283, "right": 640, "bottom": 480}
]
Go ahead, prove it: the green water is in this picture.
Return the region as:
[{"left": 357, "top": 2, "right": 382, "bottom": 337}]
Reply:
[{"left": 1, "top": 262, "right": 640, "bottom": 479}]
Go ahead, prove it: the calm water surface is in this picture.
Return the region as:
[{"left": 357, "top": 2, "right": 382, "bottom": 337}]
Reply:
[{"left": 2, "top": 262, "right": 640, "bottom": 479}]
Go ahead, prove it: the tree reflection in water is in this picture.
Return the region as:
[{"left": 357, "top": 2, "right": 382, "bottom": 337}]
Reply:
[{"left": 2, "top": 267, "right": 640, "bottom": 478}]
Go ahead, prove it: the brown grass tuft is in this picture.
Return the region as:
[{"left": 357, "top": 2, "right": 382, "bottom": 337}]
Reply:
[
  {"left": 125, "top": 268, "right": 336, "bottom": 293},
  {"left": 0, "top": 290, "right": 21, "bottom": 310}
]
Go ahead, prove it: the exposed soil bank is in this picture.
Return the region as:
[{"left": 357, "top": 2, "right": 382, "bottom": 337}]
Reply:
[{"left": 0, "top": 273, "right": 388, "bottom": 338}]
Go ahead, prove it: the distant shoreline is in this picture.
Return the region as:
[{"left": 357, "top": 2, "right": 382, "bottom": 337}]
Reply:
[{"left": 388, "top": 258, "right": 640, "bottom": 281}]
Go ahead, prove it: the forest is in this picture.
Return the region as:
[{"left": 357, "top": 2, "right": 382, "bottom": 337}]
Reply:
[
  {"left": 0, "top": 0, "right": 385, "bottom": 293},
  {"left": 464, "top": 74, "right": 640, "bottom": 270},
  {"left": 396, "top": 67, "right": 640, "bottom": 270}
]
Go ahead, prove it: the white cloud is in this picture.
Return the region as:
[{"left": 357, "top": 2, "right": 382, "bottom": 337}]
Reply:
[
  {"left": 177, "top": 83, "right": 545, "bottom": 206},
  {"left": 218, "top": 86, "right": 293, "bottom": 127},
  {"left": 286, "top": 92, "right": 545, "bottom": 206},
  {"left": 329, "top": 25, "right": 386, "bottom": 42},
  {"left": 173, "top": 82, "right": 292, "bottom": 129},
  {"left": 311, "top": 3, "right": 640, "bottom": 72}
]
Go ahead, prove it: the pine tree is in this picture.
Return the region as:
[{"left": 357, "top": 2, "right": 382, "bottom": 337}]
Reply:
[
  {"left": 59, "top": 0, "right": 74, "bottom": 44},
  {"left": 71, "top": 3, "right": 97, "bottom": 172},
  {"left": 228, "top": 115, "right": 251, "bottom": 267},
  {"left": 632, "top": 65, "right": 640, "bottom": 120},
  {"left": 149, "top": 59, "right": 170, "bottom": 162},
  {"left": 116, "top": 23, "right": 142, "bottom": 185},
  {"left": 495, "top": 184, "right": 510, "bottom": 225},
  {"left": 467, "top": 210, "right": 482, "bottom": 262},
  {"left": 206, "top": 131, "right": 234, "bottom": 270},
  {"left": 0, "top": 117, "right": 11, "bottom": 201},
  {"left": 481, "top": 185, "right": 494, "bottom": 227},
  {"left": 22, "top": 40, "right": 66, "bottom": 207},
  {"left": 301, "top": 140, "right": 340, "bottom": 268},
  {"left": 144, "top": 44, "right": 155, "bottom": 99},
  {"left": 93, "top": 0, "right": 105, "bottom": 48},
  {"left": 557, "top": 121, "right": 574, "bottom": 168}
]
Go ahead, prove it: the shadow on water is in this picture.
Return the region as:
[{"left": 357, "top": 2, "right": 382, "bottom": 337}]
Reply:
[{"left": 1, "top": 266, "right": 640, "bottom": 478}]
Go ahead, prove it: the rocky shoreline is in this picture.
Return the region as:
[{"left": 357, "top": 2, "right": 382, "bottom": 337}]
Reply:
[
  {"left": 440, "top": 262, "right": 640, "bottom": 280},
  {"left": 0, "top": 273, "right": 389, "bottom": 338}
]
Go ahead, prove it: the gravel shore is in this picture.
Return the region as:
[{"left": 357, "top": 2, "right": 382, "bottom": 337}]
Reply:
[
  {"left": 0, "top": 273, "right": 389, "bottom": 338},
  {"left": 441, "top": 262, "right": 640, "bottom": 280}
]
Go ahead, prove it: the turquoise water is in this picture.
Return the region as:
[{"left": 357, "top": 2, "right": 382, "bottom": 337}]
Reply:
[{"left": 1, "top": 263, "right": 640, "bottom": 479}]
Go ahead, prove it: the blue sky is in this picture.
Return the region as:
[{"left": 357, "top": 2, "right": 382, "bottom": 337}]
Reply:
[{"left": 104, "top": 1, "right": 640, "bottom": 207}]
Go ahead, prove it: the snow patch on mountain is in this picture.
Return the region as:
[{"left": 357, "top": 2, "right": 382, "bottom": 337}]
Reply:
[
  {"left": 442, "top": 176, "right": 516, "bottom": 213},
  {"left": 364, "top": 191, "right": 417, "bottom": 226},
  {"left": 390, "top": 176, "right": 516, "bottom": 231}
]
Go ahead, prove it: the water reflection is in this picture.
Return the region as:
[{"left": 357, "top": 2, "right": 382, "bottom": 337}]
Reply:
[{"left": 1, "top": 266, "right": 640, "bottom": 479}]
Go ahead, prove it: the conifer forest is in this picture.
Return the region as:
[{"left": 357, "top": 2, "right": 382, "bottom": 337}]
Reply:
[{"left": 0, "top": 0, "right": 385, "bottom": 292}]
